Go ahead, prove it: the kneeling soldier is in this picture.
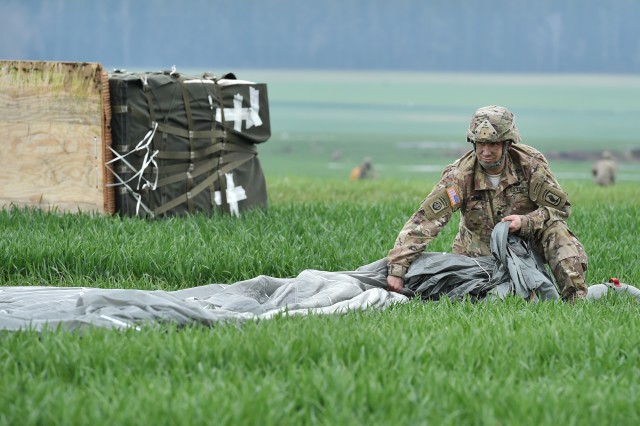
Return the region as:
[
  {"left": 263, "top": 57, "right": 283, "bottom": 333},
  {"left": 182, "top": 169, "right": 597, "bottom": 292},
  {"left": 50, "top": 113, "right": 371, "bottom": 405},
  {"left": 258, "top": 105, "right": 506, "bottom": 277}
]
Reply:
[{"left": 386, "top": 105, "right": 588, "bottom": 301}]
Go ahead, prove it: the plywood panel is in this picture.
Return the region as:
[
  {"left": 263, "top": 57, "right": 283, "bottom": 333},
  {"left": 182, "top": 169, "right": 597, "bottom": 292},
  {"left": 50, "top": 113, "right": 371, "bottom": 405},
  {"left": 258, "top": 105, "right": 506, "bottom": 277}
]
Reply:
[{"left": 0, "top": 60, "right": 114, "bottom": 213}]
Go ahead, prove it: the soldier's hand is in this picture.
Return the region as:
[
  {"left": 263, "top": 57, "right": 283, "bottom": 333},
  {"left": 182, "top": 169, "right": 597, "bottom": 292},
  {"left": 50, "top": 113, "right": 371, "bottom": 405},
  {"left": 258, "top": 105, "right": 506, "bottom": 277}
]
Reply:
[
  {"left": 387, "top": 275, "right": 404, "bottom": 293},
  {"left": 501, "top": 215, "right": 522, "bottom": 233}
]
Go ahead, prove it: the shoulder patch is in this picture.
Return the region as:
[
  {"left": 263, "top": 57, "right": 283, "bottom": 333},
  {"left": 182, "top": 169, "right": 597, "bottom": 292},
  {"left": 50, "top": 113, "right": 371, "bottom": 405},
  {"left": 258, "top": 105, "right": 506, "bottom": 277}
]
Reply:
[
  {"left": 530, "top": 173, "right": 567, "bottom": 209},
  {"left": 541, "top": 187, "right": 566, "bottom": 208},
  {"left": 422, "top": 186, "right": 462, "bottom": 220}
]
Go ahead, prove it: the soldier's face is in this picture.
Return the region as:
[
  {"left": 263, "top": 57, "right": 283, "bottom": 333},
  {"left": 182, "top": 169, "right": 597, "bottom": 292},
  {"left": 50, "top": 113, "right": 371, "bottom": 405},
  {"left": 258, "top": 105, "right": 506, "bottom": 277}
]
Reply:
[{"left": 475, "top": 142, "right": 503, "bottom": 164}]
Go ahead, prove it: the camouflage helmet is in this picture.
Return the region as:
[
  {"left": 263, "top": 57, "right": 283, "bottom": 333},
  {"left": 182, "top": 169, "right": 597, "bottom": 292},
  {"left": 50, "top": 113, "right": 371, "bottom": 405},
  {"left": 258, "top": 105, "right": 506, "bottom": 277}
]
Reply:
[{"left": 466, "top": 105, "right": 522, "bottom": 144}]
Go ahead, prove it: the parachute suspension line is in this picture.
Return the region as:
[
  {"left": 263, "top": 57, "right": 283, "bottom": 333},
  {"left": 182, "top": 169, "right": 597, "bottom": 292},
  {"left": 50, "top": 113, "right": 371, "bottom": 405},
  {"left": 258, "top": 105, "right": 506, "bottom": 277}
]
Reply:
[{"left": 471, "top": 257, "right": 492, "bottom": 281}]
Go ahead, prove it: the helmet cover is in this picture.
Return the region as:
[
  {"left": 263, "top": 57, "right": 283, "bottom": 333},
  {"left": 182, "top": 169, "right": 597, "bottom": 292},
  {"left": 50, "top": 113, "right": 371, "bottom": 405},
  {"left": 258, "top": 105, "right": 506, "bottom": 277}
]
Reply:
[{"left": 467, "top": 105, "right": 521, "bottom": 144}]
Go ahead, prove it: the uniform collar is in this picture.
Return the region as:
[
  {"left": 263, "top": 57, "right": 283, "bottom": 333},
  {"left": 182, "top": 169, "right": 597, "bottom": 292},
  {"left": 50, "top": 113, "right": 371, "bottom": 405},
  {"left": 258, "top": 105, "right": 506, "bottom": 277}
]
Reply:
[{"left": 473, "top": 152, "right": 519, "bottom": 191}]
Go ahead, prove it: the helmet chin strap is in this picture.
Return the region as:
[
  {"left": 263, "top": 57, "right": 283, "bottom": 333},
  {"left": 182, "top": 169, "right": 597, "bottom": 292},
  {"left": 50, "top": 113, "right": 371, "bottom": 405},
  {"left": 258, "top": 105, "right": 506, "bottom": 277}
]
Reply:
[{"left": 474, "top": 141, "right": 510, "bottom": 171}]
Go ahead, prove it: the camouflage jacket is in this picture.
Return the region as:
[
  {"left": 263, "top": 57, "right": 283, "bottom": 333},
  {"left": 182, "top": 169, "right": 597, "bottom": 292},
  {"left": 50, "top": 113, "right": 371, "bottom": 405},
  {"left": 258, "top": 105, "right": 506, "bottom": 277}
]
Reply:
[{"left": 387, "top": 144, "right": 571, "bottom": 278}]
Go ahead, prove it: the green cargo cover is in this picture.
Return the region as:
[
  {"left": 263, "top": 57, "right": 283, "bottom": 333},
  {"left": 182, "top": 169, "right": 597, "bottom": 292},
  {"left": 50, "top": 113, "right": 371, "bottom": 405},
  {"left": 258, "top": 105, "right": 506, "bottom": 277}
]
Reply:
[{"left": 108, "top": 70, "right": 270, "bottom": 217}]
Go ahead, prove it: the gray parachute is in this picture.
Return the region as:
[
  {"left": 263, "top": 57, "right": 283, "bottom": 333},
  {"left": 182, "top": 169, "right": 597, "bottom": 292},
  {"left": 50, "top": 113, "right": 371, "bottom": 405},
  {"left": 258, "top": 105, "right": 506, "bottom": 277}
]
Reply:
[{"left": 587, "top": 279, "right": 640, "bottom": 302}]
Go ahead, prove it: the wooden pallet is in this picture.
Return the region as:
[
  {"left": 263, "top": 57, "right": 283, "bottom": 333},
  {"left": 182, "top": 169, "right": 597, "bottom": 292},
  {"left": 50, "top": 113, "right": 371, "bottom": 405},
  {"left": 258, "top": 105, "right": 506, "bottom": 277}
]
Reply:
[{"left": 0, "top": 60, "right": 114, "bottom": 213}]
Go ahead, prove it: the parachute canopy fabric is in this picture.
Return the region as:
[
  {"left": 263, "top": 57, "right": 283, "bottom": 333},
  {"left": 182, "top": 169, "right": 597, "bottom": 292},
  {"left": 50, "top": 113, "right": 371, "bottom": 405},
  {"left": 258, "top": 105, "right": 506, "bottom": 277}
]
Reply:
[{"left": 0, "top": 223, "right": 637, "bottom": 331}]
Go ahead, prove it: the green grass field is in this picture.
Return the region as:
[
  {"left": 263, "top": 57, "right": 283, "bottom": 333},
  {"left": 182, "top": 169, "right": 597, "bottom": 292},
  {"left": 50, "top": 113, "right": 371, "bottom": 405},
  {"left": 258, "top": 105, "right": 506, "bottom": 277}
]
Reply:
[
  {"left": 1, "top": 179, "right": 639, "bottom": 425},
  {"left": 1, "top": 71, "right": 640, "bottom": 425}
]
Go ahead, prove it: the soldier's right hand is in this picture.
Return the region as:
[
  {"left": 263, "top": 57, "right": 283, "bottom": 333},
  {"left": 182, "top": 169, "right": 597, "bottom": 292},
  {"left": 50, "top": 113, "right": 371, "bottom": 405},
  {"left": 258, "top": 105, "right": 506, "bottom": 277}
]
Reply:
[{"left": 387, "top": 275, "right": 405, "bottom": 293}]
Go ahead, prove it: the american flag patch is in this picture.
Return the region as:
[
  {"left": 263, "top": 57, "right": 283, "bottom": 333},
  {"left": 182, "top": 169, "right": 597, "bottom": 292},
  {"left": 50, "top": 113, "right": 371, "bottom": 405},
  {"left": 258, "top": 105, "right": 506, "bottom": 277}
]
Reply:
[{"left": 446, "top": 187, "right": 460, "bottom": 206}]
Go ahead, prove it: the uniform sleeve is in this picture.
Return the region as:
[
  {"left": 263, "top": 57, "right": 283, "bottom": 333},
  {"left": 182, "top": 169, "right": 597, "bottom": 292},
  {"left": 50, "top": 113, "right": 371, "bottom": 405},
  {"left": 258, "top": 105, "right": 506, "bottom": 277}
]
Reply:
[
  {"left": 519, "top": 161, "right": 572, "bottom": 239},
  {"left": 386, "top": 165, "right": 461, "bottom": 278}
]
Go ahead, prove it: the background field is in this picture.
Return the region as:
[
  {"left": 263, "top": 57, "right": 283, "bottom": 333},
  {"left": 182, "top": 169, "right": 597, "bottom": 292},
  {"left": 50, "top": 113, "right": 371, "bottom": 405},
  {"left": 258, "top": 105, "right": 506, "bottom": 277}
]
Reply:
[
  {"left": 1, "top": 71, "right": 639, "bottom": 425},
  {"left": 242, "top": 70, "right": 640, "bottom": 181}
]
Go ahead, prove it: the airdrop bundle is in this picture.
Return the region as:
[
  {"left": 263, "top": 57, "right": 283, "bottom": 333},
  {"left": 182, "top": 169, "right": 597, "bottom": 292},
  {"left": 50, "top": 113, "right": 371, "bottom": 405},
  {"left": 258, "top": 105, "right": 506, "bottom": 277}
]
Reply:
[{"left": 0, "top": 60, "right": 271, "bottom": 217}]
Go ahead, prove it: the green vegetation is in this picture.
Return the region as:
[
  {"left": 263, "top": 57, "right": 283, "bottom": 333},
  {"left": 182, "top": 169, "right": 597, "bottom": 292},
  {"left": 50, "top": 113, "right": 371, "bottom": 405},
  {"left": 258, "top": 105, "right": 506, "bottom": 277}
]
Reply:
[
  {"left": 0, "top": 62, "right": 101, "bottom": 96},
  {"left": 1, "top": 71, "right": 639, "bottom": 424},
  {"left": 1, "top": 179, "right": 639, "bottom": 426}
]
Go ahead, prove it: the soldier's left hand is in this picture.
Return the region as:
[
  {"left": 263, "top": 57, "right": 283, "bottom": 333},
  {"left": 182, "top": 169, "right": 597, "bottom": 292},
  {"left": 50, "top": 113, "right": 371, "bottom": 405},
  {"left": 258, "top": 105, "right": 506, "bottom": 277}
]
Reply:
[{"left": 501, "top": 215, "right": 522, "bottom": 233}]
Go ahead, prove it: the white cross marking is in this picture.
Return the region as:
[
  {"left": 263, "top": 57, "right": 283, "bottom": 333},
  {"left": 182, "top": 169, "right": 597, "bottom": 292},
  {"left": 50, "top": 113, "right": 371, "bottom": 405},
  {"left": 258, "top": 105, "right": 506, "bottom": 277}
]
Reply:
[
  {"left": 215, "top": 87, "right": 262, "bottom": 131},
  {"left": 214, "top": 173, "right": 247, "bottom": 217}
]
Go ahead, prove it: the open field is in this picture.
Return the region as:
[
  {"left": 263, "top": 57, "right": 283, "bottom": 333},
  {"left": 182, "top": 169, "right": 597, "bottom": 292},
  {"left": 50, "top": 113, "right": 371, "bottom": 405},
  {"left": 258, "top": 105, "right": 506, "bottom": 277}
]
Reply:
[
  {"left": 236, "top": 70, "right": 640, "bottom": 181},
  {"left": 1, "top": 71, "right": 639, "bottom": 425},
  {"left": 1, "top": 177, "right": 639, "bottom": 425}
]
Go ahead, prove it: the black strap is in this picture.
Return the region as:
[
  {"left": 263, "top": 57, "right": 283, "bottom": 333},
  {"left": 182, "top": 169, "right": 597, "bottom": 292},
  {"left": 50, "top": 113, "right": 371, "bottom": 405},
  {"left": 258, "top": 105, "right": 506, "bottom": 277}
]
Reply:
[
  {"left": 213, "top": 79, "right": 230, "bottom": 213},
  {"left": 156, "top": 122, "right": 225, "bottom": 140},
  {"left": 155, "top": 159, "right": 218, "bottom": 188},
  {"left": 154, "top": 141, "right": 256, "bottom": 160},
  {"left": 152, "top": 154, "right": 253, "bottom": 216},
  {"left": 177, "top": 78, "right": 196, "bottom": 212}
]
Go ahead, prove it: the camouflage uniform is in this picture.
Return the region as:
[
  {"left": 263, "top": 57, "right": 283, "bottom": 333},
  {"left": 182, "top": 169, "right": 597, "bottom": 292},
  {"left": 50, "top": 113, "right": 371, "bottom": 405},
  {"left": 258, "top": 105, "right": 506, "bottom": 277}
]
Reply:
[
  {"left": 592, "top": 151, "right": 616, "bottom": 186},
  {"left": 387, "top": 106, "right": 588, "bottom": 301}
]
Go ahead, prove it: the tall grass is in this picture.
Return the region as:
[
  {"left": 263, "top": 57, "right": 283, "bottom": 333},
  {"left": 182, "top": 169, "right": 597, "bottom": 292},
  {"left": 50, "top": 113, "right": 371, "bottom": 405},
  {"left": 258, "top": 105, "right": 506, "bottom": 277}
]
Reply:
[{"left": 1, "top": 178, "right": 639, "bottom": 425}]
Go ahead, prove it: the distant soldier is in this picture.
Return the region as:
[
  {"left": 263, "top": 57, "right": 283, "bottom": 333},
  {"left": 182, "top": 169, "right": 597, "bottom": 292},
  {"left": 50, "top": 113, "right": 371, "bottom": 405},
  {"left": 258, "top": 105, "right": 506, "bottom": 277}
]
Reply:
[
  {"left": 386, "top": 105, "right": 588, "bottom": 302},
  {"left": 350, "top": 157, "right": 377, "bottom": 180},
  {"left": 592, "top": 151, "right": 616, "bottom": 186}
]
